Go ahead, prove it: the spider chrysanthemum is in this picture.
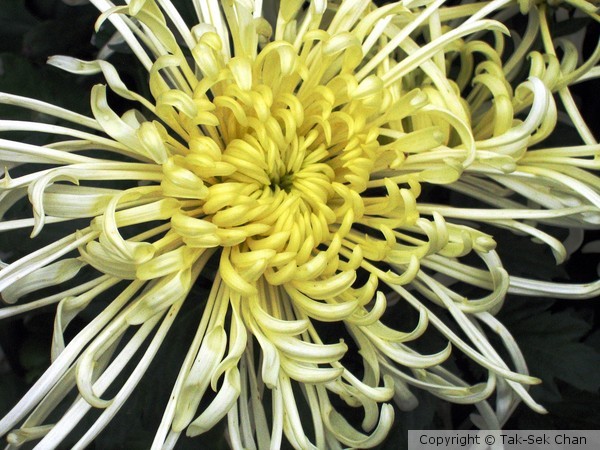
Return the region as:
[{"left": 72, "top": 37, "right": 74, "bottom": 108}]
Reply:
[{"left": 0, "top": 0, "right": 599, "bottom": 448}]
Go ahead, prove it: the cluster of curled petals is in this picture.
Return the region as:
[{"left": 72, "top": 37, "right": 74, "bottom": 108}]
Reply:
[{"left": 0, "top": 0, "right": 599, "bottom": 448}]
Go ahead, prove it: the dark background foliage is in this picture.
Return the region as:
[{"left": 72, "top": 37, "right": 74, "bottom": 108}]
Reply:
[{"left": 0, "top": 1, "right": 599, "bottom": 449}]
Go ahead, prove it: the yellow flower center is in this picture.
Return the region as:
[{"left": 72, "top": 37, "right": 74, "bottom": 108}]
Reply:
[{"left": 158, "top": 35, "right": 405, "bottom": 294}]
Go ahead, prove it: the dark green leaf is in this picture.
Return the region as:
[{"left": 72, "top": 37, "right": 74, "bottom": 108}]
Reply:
[
  {"left": 502, "top": 305, "right": 600, "bottom": 401},
  {"left": 19, "top": 335, "right": 50, "bottom": 384},
  {"left": 379, "top": 390, "right": 441, "bottom": 450},
  {"left": 511, "top": 384, "right": 600, "bottom": 430},
  {"left": 22, "top": 16, "right": 96, "bottom": 62},
  {"left": 0, "top": 0, "right": 38, "bottom": 52},
  {"left": 0, "top": 53, "right": 92, "bottom": 114}
]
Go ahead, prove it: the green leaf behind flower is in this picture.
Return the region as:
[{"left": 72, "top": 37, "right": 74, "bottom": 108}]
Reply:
[{"left": 500, "top": 299, "right": 600, "bottom": 402}]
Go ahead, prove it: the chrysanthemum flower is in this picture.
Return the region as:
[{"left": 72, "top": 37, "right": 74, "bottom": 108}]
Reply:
[{"left": 0, "top": 0, "right": 598, "bottom": 448}]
